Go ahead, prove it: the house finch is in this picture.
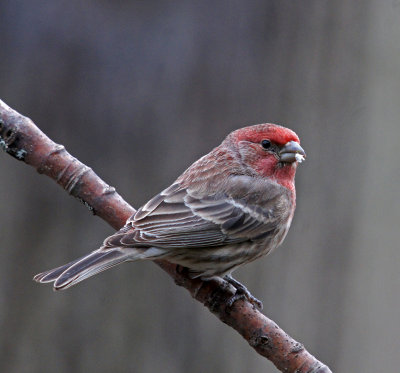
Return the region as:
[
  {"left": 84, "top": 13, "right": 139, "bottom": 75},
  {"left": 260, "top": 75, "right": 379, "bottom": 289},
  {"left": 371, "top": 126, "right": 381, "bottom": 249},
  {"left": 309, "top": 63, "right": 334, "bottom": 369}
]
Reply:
[{"left": 34, "top": 123, "right": 305, "bottom": 308}]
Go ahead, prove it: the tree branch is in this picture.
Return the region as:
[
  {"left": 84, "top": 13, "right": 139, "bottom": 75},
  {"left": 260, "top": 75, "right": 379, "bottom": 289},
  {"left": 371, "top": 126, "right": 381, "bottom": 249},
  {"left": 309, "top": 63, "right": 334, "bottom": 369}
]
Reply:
[{"left": 0, "top": 98, "right": 332, "bottom": 373}]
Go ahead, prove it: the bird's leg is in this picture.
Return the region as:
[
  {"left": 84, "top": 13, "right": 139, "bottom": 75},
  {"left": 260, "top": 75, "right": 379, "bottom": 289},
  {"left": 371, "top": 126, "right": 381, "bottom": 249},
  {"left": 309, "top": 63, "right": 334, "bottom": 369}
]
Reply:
[{"left": 224, "top": 275, "right": 263, "bottom": 310}]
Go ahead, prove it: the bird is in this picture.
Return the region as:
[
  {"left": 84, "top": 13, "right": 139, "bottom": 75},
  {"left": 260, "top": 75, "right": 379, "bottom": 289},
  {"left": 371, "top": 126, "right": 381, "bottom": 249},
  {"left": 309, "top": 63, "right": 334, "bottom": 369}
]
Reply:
[{"left": 34, "top": 123, "right": 305, "bottom": 309}]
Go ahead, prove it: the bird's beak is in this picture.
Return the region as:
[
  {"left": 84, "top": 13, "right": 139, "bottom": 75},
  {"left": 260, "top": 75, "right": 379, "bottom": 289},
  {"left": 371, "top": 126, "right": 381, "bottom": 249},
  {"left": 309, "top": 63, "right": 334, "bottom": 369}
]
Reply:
[{"left": 279, "top": 141, "right": 306, "bottom": 163}]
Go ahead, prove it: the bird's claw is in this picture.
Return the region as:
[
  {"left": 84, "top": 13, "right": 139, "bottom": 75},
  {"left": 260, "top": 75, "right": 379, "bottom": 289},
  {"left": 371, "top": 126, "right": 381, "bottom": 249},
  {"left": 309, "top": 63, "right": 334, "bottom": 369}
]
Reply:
[
  {"left": 224, "top": 276, "right": 263, "bottom": 310},
  {"left": 227, "top": 288, "right": 263, "bottom": 310}
]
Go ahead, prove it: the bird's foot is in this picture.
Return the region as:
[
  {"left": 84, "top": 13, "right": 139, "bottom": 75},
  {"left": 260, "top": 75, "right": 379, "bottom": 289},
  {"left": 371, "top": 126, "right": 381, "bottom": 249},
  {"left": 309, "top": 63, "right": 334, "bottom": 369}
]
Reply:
[{"left": 224, "top": 275, "right": 263, "bottom": 310}]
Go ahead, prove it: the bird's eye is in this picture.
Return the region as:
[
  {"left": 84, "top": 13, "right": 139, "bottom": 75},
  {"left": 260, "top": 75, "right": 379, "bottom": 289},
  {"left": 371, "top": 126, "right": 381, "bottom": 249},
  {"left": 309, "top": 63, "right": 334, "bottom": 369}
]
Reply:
[{"left": 261, "top": 139, "right": 271, "bottom": 149}]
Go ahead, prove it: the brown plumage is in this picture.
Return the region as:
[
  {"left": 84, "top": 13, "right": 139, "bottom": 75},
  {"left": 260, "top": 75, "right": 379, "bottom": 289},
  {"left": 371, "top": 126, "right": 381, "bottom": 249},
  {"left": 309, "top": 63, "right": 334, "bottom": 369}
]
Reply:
[{"left": 34, "top": 123, "right": 305, "bottom": 308}]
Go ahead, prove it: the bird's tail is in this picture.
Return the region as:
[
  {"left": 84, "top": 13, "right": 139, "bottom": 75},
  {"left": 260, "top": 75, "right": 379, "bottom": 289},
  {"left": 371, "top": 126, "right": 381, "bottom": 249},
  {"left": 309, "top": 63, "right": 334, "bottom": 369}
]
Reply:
[{"left": 33, "top": 246, "right": 165, "bottom": 290}]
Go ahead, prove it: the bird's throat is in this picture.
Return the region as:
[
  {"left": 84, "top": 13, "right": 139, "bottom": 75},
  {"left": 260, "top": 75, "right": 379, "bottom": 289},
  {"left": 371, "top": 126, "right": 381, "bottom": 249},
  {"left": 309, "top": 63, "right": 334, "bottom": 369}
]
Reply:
[{"left": 274, "top": 163, "right": 297, "bottom": 191}]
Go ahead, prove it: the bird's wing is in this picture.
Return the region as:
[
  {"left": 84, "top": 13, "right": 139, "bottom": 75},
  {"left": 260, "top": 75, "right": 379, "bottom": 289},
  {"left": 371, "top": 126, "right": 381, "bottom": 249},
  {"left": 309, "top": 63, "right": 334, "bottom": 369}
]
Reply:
[{"left": 104, "top": 177, "right": 288, "bottom": 250}]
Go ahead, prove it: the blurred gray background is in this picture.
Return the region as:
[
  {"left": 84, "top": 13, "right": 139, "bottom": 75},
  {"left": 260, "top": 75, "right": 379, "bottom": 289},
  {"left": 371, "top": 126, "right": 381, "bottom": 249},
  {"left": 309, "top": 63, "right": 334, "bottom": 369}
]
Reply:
[{"left": 0, "top": 1, "right": 399, "bottom": 372}]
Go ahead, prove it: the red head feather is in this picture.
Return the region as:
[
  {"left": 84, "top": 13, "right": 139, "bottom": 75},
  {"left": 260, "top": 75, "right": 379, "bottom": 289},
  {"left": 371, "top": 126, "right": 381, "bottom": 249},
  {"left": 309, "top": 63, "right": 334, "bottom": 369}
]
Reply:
[
  {"left": 230, "top": 123, "right": 302, "bottom": 191},
  {"left": 232, "top": 123, "right": 300, "bottom": 146}
]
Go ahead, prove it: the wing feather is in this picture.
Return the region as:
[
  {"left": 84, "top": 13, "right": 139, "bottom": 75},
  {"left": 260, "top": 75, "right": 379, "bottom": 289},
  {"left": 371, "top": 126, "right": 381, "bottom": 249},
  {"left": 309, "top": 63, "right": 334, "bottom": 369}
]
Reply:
[{"left": 105, "top": 176, "right": 289, "bottom": 250}]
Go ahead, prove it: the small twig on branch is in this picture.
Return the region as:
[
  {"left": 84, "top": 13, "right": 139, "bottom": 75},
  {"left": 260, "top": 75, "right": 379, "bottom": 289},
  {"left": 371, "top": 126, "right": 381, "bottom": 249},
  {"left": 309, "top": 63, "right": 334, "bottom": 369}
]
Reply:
[{"left": 0, "top": 98, "right": 332, "bottom": 373}]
